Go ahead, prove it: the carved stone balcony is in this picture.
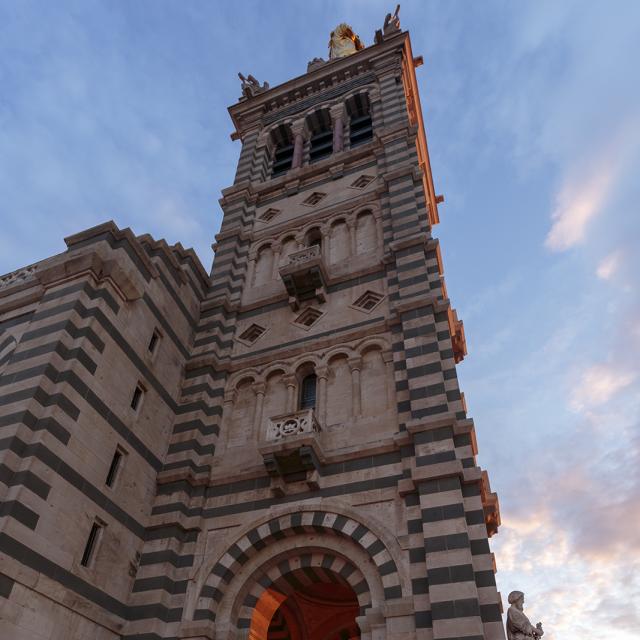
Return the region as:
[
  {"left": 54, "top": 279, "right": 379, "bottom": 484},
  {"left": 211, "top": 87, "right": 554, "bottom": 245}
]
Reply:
[
  {"left": 265, "top": 408, "right": 320, "bottom": 441},
  {"left": 278, "top": 245, "right": 328, "bottom": 311},
  {"left": 258, "top": 409, "right": 325, "bottom": 480}
]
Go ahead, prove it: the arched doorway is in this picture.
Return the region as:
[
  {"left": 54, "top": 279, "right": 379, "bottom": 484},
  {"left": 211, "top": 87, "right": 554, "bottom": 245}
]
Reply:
[
  {"left": 249, "top": 566, "right": 361, "bottom": 640},
  {"left": 188, "top": 508, "right": 411, "bottom": 640}
]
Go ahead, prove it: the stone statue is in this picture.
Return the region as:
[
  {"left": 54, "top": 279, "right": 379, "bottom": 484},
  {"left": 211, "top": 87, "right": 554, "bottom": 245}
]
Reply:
[
  {"left": 506, "top": 591, "right": 544, "bottom": 640},
  {"left": 328, "top": 23, "right": 364, "bottom": 60},
  {"left": 238, "top": 73, "right": 270, "bottom": 99},
  {"left": 383, "top": 4, "right": 401, "bottom": 35}
]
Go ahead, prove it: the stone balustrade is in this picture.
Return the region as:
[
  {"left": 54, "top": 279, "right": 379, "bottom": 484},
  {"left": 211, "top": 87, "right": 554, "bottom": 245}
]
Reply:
[
  {"left": 0, "top": 265, "right": 37, "bottom": 290},
  {"left": 286, "top": 244, "right": 321, "bottom": 266},
  {"left": 265, "top": 408, "right": 321, "bottom": 442}
]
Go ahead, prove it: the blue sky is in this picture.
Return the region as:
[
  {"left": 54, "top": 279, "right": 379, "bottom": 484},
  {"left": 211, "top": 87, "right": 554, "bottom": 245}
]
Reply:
[{"left": 1, "top": 2, "right": 639, "bottom": 638}]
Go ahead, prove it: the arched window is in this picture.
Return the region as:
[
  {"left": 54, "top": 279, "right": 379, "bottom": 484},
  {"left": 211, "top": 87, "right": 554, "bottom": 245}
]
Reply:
[
  {"left": 271, "top": 124, "right": 294, "bottom": 177},
  {"left": 346, "top": 93, "right": 372, "bottom": 148},
  {"left": 305, "top": 228, "right": 322, "bottom": 250},
  {"left": 307, "top": 109, "right": 333, "bottom": 163},
  {"left": 299, "top": 374, "right": 317, "bottom": 410}
]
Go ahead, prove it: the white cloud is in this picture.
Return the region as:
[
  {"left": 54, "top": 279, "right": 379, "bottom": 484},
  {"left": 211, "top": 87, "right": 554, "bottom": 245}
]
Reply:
[
  {"left": 570, "top": 363, "right": 635, "bottom": 412},
  {"left": 544, "top": 116, "right": 640, "bottom": 253},
  {"left": 545, "top": 167, "right": 614, "bottom": 252},
  {"left": 596, "top": 250, "right": 623, "bottom": 281}
]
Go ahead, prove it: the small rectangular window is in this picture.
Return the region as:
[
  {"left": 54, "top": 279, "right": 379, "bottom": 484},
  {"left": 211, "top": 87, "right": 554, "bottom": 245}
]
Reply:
[
  {"left": 81, "top": 521, "right": 103, "bottom": 567},
  {"left": 105, "top": 448, "right": 124, "bottom": 487},
  {"left": 130, "top": 384, "right": 144, "bottom": 411},
  {"left": 148, "top": 329, "right": 161, "bottom": 354}
]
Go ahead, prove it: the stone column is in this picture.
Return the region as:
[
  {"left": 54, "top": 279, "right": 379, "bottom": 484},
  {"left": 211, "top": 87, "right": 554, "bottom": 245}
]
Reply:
[
  {"left": 291, "top": 119, "right": 307, "bottom": 169},
  {"left": 348, "top": 357, "right": 362, "bottom": 417},
  {"left": 253, "top": 382, "right": 266, "bottom": 438},
  {"left": 347, "top": 221, "right": 357, "bottom": 255},
  {"left": 374, "top": 214, "right": 384, "bottom": 254},
  {"left": 284, "top": 375, "right": 297, "bottom": 413},
  {"left": 315, "top": 366, "right": 328, "bottom": 426},
  {"left": 382, "top": 350, "right": 395, "bottom": 411},
  {"left": 320, "top": 225, "right": 329, "bottom": 265},
  {"left": 330, "top": 103, "right": 346, "bottom": 154},
  {"left": 219, "top": 389, "right": 236, "bottom": 451},
  {"left": 271, "top": 246, "right": 282, "bottom": 279}
]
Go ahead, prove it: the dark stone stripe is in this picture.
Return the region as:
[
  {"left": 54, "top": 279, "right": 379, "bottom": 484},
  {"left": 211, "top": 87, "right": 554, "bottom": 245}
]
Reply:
[
  {"left": 142, "top": 293, "right": 190, "bottom": 360},
  {"left": 415, "top": 610, "right": 433, "bottom": 628},
  {"left": 6, "top": 340, "right": 97, "bottom": 374},
  {"left": 428, "top": 564, "right": 474, "bottom": 585},
  {"left": 424, "top": 532, "right": 470, "bottom": 553},
  {"left": 172, "top": 419, "right": 218, "bottom": 438},
  {"left": 132, "top": 575, "right": 189, "bottom": 595},
  {"left": 470, "top": 538, "right": 490, "bottom": 555},
  {"left": 0, "top": 311, "right": 34, "bottom": 332},
  {"left": 409, "top": 547, "right": 426, "bottom": 563},
  {"left": 21, "top": 318, "right": 105, "bottom": 353},
  {"left": 431, "top": 597, "right": 480, "bottom": 620},
  {"left": 2, "top": 366, "right": 163, "bottom": 470},
  {"left": 139, "top": 550, "right": 195, "bottom": 568},
  {"left": 407, "top": 362, "right": 442, "bottom": 379},
  {"left": 0, "top": 410, "right": 70, "bottom": 444},
  {"left": 0, "top": 437, "right": 146, "bottom": 538},
  {"left": 409, "top": 383, "right": 446, "bottom": 401},
  {"left": 416, "top": 450, "right": 456, "bottom": 466},
  {"left": 0, "top": 573, "right": 15, "bottom": 598},
  {"left": 474, "top": 570, "right": 496, "bottom": 587},
  {"left": 0, "top": 385, "right": 79, "bottom": 421},
  {"left": 384, "top": 585, "right": 402, "bottom": 599},
  {"left": 412, "top": 404, "right": 449, "bottom": 419},
  {"left": 414, "top": 427, "right": 453, "bottom": 444},
  {"left": 418, "top": 477, "right": 460, "bottom": 494},
  {"left": 0, "top": 464, "right": 51, "bottom": 499},
  {"left": 144, "top": 525, "right": 198, "bottom": 543},
  {"left": 152, "top": 473, "right": 403, "bottom": 518},
  {"left": 412, "top": 577, "right": 429, "bottom": 595},
  {"left": 41, "top": 280, "right": 119, "bottom": 315},
  {"left": 422, "top": 503, "right": 465, "bottom": 523},
  {"left": 480, "top": 603, "right": 503, "bottom": 622},
  {"left": 0, "top": 500, "right": 39, "bottom": 529},
  {"left": 166, "top": 439, "right": 215, "bottom": 457},
  {"left": 0, "top": 531, "right": 183, "bottom": 621}
]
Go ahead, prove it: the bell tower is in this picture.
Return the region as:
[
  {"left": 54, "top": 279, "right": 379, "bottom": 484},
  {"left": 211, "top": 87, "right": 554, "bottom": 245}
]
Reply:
[
  {"left": 0, "top": 13, "right": 508, "bottom": 640},
  {"left": 145, "top": 17, "right": 506, "bottom": 640}
]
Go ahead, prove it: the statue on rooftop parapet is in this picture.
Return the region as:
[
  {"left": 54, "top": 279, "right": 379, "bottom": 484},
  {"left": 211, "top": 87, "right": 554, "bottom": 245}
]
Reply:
[
  {"left": 384, "top": 5, "right": 401, "bottom": 34},
  {"left": 375, "top": 5, "right": 401, "bottom": 44},
  {"left": 328, "top": 23, "right": 364, "bottom": 60},
  {"left": 506, "top": 591, "right": 544, "bottom": 640},
  {"left": 238, "top": 73, "right": 270, "bottom": 99}
]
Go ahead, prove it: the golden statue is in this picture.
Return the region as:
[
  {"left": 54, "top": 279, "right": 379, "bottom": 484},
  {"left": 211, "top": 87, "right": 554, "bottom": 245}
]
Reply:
[{"left": 328, "top": 23, "right": 364, "bottom": 60}]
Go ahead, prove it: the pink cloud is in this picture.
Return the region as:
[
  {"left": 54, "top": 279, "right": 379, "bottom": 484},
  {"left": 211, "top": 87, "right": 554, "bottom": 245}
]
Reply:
[{"left": 569, "top": 364, "right": 635, "bottom": 412}]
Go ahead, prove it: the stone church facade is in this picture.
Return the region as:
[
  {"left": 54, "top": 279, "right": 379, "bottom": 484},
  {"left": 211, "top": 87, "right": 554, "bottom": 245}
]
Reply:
[{"left": 0, "top": 23, "right": 505, "bottom": 640}]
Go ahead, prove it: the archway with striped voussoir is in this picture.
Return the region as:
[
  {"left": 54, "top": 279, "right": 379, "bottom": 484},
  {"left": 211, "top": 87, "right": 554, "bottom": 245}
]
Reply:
[
  {"left": 239, "top": 551, "right": 369, "bottom": 639},
  {"left": 193, "top": 510, "right": 403, "bottom": 623}
]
